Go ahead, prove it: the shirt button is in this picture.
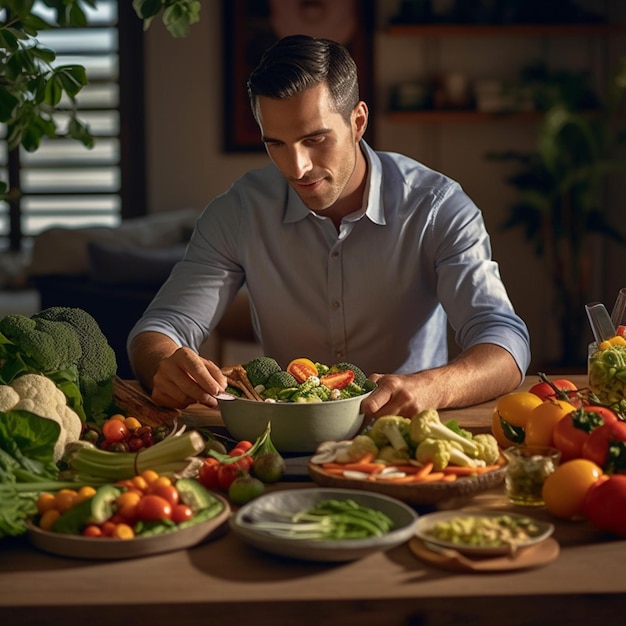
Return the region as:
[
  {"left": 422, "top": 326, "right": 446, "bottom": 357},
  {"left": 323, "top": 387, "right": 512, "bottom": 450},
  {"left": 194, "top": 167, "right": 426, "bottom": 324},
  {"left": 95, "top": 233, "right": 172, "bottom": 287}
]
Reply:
[
  {"left": 332, "top": 301, "right": 340, "bottom": 310},
  {"left": 336, "top": 350, "right": 344, "bottom": 360},
  {"left": 332, "top": 250, "right": 339, "bottom": 259}
]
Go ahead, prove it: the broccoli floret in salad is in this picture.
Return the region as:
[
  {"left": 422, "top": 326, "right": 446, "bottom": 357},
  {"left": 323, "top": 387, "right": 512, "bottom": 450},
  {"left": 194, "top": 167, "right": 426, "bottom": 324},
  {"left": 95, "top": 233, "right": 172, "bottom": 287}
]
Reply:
[{"left": 244, "top": 357, "right": 282, "bottom": 387}]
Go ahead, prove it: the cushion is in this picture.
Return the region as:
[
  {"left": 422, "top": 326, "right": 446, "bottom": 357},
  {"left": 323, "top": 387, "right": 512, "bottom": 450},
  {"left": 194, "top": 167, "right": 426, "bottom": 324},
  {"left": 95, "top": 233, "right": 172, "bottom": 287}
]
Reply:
[{"left": 87, "top": 242, "right": 186, "bottom": 286}]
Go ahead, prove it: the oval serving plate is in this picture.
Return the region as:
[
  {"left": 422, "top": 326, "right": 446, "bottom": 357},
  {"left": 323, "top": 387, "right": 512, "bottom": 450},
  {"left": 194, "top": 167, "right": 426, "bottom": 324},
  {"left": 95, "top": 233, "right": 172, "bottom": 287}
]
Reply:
[
  {"left": 414, "top": 510, "right": 555, "bottom": 557},
  {"left": 230, "top": 487, "right": 419, "bottom": 562},
  {"left": 27, "top": 493, "right": 231, "bottom": 560},
  {"left": 308, "top": 460, "right": 507, "bottom": 506}
]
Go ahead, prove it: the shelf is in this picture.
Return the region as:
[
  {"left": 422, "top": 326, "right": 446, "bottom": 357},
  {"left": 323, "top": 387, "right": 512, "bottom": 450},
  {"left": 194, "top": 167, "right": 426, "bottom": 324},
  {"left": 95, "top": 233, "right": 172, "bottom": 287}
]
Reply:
[
  {"left": 386, "top": 23, "right": 623, "bottom": 38},
  {"left": 387, "top": 109, "right": 544, "bottom": 124}
]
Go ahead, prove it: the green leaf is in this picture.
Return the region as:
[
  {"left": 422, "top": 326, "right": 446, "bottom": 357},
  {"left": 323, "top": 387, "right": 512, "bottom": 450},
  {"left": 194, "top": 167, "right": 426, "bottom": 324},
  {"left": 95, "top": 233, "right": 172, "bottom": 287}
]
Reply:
[
  {"left": 133, "top": 0, "right": 163, "bottom": 20},
  {"left": 55, "top": 64, "right": 88, "bottom": 97},
  {"left": 0, "top": 87, "right": 19, "bottom": 123},
  {"left": 30, "top": 45, "right": 57, "bottom": 64},
  {"left": 44, "top": 75, "right": 63, "bottom": 106}
]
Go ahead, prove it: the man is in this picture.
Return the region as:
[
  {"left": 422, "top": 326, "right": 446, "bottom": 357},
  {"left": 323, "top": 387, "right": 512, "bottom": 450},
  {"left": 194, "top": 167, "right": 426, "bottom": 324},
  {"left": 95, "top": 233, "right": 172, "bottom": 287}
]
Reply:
[{"left": 128, "top": 35, "right": 530, "bottom": 418}]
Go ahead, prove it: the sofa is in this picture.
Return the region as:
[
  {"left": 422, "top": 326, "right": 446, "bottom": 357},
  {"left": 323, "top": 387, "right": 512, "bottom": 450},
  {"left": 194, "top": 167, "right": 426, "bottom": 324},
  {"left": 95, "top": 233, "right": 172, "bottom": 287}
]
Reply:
[{"left": 28, "top": 210, "right": 257, "bottom": 378}]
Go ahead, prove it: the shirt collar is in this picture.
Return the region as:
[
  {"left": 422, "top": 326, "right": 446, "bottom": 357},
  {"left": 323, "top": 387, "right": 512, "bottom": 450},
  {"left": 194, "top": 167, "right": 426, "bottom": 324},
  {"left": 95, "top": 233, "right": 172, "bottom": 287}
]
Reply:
[{"left": 283, "top": 140, "right": 386, "bottom": 226}]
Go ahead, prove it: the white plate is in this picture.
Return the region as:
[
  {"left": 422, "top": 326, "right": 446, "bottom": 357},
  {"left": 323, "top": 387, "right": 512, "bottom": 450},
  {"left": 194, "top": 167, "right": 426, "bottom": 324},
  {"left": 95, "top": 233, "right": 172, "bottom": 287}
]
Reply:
[
  {"left": 414, "top": 510, "right": 554, "bottom": 556},
  {"left": 27, "top": 493, "right": 231, "bottom": 560},
  {"left": 230, "top": 487, "right": 419, "bottom": 562}
]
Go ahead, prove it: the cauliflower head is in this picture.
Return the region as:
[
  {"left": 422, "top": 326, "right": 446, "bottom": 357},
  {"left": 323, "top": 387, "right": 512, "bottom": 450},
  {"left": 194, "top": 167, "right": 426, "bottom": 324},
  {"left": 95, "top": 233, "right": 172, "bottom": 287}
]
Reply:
[{"left": 2, "top": 373, "right": 82, "bottom": 462}]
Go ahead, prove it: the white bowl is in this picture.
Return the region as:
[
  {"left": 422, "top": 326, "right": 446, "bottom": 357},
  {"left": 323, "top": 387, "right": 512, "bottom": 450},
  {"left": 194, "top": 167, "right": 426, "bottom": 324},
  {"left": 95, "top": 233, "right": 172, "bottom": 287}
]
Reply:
[
  {"left": 218, "top": 390, "right": 373, "bottom": 453},
  {"left": 230, "top": 487, "right": 419, "bottom": 562}
]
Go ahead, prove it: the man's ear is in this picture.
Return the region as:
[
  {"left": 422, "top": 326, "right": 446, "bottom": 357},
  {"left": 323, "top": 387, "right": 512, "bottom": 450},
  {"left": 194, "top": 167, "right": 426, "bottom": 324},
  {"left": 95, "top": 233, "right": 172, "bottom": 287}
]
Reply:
[{"left": 353, "top": 101, "right": 369, "bottom": 141}]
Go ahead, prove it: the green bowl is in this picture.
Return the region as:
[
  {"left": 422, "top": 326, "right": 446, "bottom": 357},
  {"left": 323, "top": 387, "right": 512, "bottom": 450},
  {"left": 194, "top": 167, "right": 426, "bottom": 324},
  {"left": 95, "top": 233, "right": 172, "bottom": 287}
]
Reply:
[{"left": 218, "top": 391, "right": 373, "bottom": 453}]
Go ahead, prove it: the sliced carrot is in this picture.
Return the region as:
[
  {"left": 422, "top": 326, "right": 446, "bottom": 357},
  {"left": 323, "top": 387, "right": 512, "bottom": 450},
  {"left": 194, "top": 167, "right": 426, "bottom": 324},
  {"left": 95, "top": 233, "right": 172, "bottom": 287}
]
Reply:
[
  {"left": 441, "top": 473, "right": 458, "bottom": 482},
  {"left": 413, "top": 462, "right": 434, "bottom": 478},
  {"left": 354, "top": 452, "right": 376, "bottom": 464},
  {"left": 321, "top": 468, "right": 346, "bottom": 476},
  {"left": 413, "top": 471, "right": 446, "bottom": 483},
  {"left": 343, "top": 462, "right": 385, "bottom": 474}
]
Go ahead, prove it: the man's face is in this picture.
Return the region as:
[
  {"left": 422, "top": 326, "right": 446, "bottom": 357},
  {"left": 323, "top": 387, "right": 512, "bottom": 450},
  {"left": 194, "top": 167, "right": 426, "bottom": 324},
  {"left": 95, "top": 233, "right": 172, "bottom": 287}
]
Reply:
[{"left": 256, "top": 82, "right": 368, "bottom": 217}]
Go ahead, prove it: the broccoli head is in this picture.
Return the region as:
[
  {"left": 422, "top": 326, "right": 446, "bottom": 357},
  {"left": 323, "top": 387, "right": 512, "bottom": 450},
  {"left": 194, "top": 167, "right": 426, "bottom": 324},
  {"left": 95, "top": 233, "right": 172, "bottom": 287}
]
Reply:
[
  {"left": 244, "top": 356, "right": 282, "bottom": 387},
  {"left": 329, "top": 362, "right": 367, "bottom": 387},
  {"left": 0, "top": 313, "right": 82, "bottom": 375},
  {"left": 31, "top": 307, "right": 117, "bottom": 423},
  {"left": 265, "top": 370, "right": 298, "bottom": 390}
]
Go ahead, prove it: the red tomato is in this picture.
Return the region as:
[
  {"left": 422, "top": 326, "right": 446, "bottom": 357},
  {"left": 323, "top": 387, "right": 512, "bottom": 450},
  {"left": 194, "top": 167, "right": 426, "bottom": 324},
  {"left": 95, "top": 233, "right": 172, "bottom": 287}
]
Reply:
[
  {"left": 320, "top": 370, "right": 355, "bottom": 390},
  {"left": 135, "top": 495, "right": 172, "bottom": 521},
  {"left": 217, "top": 461, "right": 248, "bottom": 491},
  {"left": 582, "top": 423, "right": 613, "bottom": 468},
  {"left": 101, "top": 419, "right": 129, "bottom": 443},
  {"left": 582, "top": 420, "right": 626, "bottom": 471},
  {"left": 198, "top": 458, "right": 221, "bottom": 490},
  {"left": 171, "top": 504, "right": 194, "bottom": 524},
  {"left": 228, "top": 447, "right": 254, "bottom": 471},
  {"left": 583, "top": 474, "right": 626, "bottom": 536},
  {"left": 528, "top": 378, "right": 578, "bottom": 402},
  {"left": 234, "top": 440, "right": 253, "bottom": 452},
  {"left": 286, "top": 358, "right": 318, "bottom": 383},
  {"left": 150, "top": 484, "right": 180, "bottom": 508},
  {"left": 553, "top": 406, "right": 618, "bottom": 462}
]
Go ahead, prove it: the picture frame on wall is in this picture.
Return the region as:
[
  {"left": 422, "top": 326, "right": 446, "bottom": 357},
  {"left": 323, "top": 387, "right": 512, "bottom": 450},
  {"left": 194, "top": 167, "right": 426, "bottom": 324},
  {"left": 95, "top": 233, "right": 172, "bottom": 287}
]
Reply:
[{"left": 222, "top": 0, "right": 375, "bottom": 152}]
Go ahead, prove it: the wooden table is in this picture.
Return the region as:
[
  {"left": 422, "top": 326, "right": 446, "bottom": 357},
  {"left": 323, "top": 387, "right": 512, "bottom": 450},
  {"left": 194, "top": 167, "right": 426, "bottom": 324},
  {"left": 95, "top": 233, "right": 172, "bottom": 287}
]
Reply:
[{"left": 3, "top": 374, "right": 624, "bottom": 626}]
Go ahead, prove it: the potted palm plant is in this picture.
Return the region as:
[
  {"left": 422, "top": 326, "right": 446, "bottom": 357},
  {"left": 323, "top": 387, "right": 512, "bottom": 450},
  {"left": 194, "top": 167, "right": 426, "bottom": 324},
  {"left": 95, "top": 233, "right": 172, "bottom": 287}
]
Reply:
[{"left": 488, "top": 59, "right": 626, "bottom": 368}]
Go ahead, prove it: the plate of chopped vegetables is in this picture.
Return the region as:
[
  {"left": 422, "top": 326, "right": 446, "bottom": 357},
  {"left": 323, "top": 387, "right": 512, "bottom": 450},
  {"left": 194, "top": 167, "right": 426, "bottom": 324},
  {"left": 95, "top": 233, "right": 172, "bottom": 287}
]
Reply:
[
  {"left": 229, "top": 488, "right": 419, "bottom": 561},
  {"left": 413, "top": 511, "right": 554, "bottom": 556}
]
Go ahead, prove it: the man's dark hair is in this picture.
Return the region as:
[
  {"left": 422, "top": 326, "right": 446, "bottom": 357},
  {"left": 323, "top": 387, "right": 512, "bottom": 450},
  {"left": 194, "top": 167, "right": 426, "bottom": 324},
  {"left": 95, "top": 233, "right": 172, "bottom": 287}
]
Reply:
[{"left": 247, "top": 34, "right": 360, "bottom": 125}]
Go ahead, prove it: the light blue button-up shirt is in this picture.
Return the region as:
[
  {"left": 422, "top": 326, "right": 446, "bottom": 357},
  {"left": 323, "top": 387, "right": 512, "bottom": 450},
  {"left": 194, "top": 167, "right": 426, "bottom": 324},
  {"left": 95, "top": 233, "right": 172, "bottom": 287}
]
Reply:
[{"left": 128, "top": 141, "right": 530, "bottom": 377}]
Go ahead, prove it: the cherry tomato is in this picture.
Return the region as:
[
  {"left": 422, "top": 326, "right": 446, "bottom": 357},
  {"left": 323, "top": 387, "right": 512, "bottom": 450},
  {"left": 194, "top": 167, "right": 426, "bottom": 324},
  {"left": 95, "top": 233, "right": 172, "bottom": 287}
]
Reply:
[
  {"left": 217, "top": 462, "right": 247, "bottom": 491},
  {"left": 286, "top": 357, "right": 318, "bottom": 383},
  {"left": 82, "top": 525, "right": 103, "bottom": 538},
  {"left": 171, "top": 504, "right": 194, "bottom": 524},
  {"left": 198, "top": 458, "right": 221, "bottom": 490},
  {"left": 102, "top": 419, "right": 129, "bottom": 443},
  {"left": 234, "top": 440, "right": 254, "bottom": 453},
  {"left": 150, "top": 484, "right": 180, "bottom": 508},
  {"left": 123, "top": 416, "right": 142, "bottom": 431},
  {"left": 320, "top": 370, "right": 355, "bottom": 390},
  {"left": 528, "top": 378, "right": 578, "bottom": 402},
  {"left": 135, "top": 494, "right": 172, "bottom": 521}
]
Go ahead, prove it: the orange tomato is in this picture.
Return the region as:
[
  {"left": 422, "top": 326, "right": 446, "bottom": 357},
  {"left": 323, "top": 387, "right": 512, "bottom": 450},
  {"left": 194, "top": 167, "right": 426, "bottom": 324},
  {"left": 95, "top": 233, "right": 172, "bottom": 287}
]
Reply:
[
  {"left": 286, "top": 357, "right": 318, "bottom": 383},
  {"left": 495, "top": 392, "right": 543, "bottom": 428},
  {"left": 36, "top": 492, "right": 57, "bottom": 515},
  {"left": 54, "top": 489, "right": 79, "bottom": 513},
  {"left": 542, "top": 458, "right": 603, "bottom": 519},
  {"left": 524, "top": 399, "right": 573, "bottom": 447}
]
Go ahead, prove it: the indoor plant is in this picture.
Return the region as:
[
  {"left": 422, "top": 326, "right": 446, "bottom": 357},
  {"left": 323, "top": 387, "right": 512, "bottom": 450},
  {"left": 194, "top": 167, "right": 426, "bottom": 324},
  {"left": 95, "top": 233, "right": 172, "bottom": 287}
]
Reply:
[{"left": 488, "top": 59, "right": 626, "bottom": 368}]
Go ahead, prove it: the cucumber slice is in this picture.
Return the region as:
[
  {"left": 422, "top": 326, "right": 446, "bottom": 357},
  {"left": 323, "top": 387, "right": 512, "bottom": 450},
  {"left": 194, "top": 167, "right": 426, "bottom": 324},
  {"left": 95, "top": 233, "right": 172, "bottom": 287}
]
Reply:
[
  {"left": 51, "top": 485, "right": 121, "bottom": 535},
  {"left": 176, "top": 478, "right": 221, "bottom": 513}
]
